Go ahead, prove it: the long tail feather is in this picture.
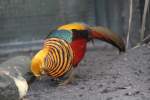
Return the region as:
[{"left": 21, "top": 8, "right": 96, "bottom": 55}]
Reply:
[
  {"left": 89, "top": 26, "right": 125, "bottom": 52},
  {"left": 56, "top": 22, "right": 125, "bottom": 52}
]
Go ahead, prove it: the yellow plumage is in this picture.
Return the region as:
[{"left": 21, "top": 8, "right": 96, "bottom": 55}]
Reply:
[
  {"left": 31, "top": 48, "right": 49, "bottom": 77},
  {"left": 58, "top": 23, "right": 88, "bottom": 30},
  {"left": 31, "top": 38, "right": 74, "bottom": 79}
]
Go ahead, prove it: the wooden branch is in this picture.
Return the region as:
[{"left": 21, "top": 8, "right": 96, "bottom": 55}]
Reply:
[
  {"left": 126, "top": 0, "right": 133, "bottom": 49},
  {"left": 141, "top": 34, "right": 150, "bottom": 44},
  {"left": 140, "top": 0, "right": 149, "bottom": 41}
]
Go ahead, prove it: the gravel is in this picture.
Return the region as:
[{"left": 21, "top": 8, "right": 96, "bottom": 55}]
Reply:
[
  {"left": 1, "top": 43, "right": 150, "bottom": 100},
  {"left": 28, "top": 43, "right": 150, "bottom": 100}
]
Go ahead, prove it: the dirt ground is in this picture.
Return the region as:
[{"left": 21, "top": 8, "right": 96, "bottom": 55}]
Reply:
[{"left": 23, "top": 43, "right": 150, "bottom": 100}]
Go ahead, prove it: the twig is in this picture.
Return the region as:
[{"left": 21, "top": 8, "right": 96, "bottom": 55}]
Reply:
[
  {"left": 126, "top": 0, "right": 133, "bottom": 49},
  {"left": 132, "top": 33, "right": 150, "bottom": 49},
  {"left": 142, "top": 34, "right": 150, "bottom": 44},
  {"left": 140, "top": 0, "right": 149, "bottom": 41}
]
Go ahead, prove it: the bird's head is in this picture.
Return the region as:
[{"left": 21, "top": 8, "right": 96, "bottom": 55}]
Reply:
[
  {"left": 58, "top": 22, "right": 93, "bottom": 41},
  {"left": 31, "top": 48, "right": 49, "bottom": 79}
]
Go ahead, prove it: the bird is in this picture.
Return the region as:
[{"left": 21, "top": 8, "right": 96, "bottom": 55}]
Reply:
[{"left": 31, "top": 22, "right": 125, "bottom": 85}]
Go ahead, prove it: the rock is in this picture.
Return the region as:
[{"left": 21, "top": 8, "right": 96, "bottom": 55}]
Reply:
[
  {"left": 0, "top": 56, "right": 33, "bottom": 100},
  {"left": 0, "top": 72, "right": 19, "bottom": 100}
]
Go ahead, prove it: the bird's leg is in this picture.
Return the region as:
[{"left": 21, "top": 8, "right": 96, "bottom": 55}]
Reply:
[{"left": 58, "top": 67, "right": 75, "bottom": 86}]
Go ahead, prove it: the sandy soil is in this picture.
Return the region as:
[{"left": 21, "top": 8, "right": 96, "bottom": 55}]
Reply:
[{"left": 23, "top": 43, "right": 150, "bottom": 100}]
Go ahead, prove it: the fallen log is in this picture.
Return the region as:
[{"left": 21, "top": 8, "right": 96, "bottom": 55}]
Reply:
[{"left": 0, "top": 56, "right": 34, "bottom": 100}]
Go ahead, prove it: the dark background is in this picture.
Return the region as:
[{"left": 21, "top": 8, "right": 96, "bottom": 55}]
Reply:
[{"left": 0, "top": 0, "right": 149, "bottom": 55}]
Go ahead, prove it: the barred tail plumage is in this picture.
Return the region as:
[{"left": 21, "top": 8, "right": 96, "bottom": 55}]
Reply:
[
  {"left": 89, "top": 26, "right": 125, "bottom": 52},
  {"left": 58, "top": 22, "right": 125, "bottom": 52},
  {"left": 43, "top": 38, "right": 74, "bottom": 78}
]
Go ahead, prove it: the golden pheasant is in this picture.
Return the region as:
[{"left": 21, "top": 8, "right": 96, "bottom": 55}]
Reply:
[{"left": 31, "top": 22, "right": 125, "bottom": 85}]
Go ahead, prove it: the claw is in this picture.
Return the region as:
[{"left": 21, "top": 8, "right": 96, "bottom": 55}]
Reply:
[
  {"left": 58, "top": 68, "right": 75, "bottom": 86},
  {"left": 58, "top": 76, "right": 75, "bottom": 86}
]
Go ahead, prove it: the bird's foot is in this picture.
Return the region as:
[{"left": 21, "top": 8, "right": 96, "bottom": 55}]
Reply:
[
  {"left": 58, "top": 68, "right": 75, "bottom": 86},
  {"left": 58, "top": 75, "right": 75, "bottom": 86}
]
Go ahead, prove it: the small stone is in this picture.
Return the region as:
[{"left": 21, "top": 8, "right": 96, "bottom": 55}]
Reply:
[
  {"left": 98, "top": 84, "right": 103, "bottom": 88},
  {"left": 124, "top": 92, "right": 130, "bottom": 96},
  {"left": 101, "top": 88, "right": 109, "bottom": 94},
  {"left": 88, "top": 87, "right": 93, "bottom": 91},
  {"left": 106, "top": 97, "right": 113, "bottom": 100},
  {"left": 80, "top": 86, "right": 85, "bottom": 90},
  {"left": 124, "top": 91, "right": 140, "bottom": 96},
  {"left": 79, "top": 94, "right": 83, "bottom": 97}
]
